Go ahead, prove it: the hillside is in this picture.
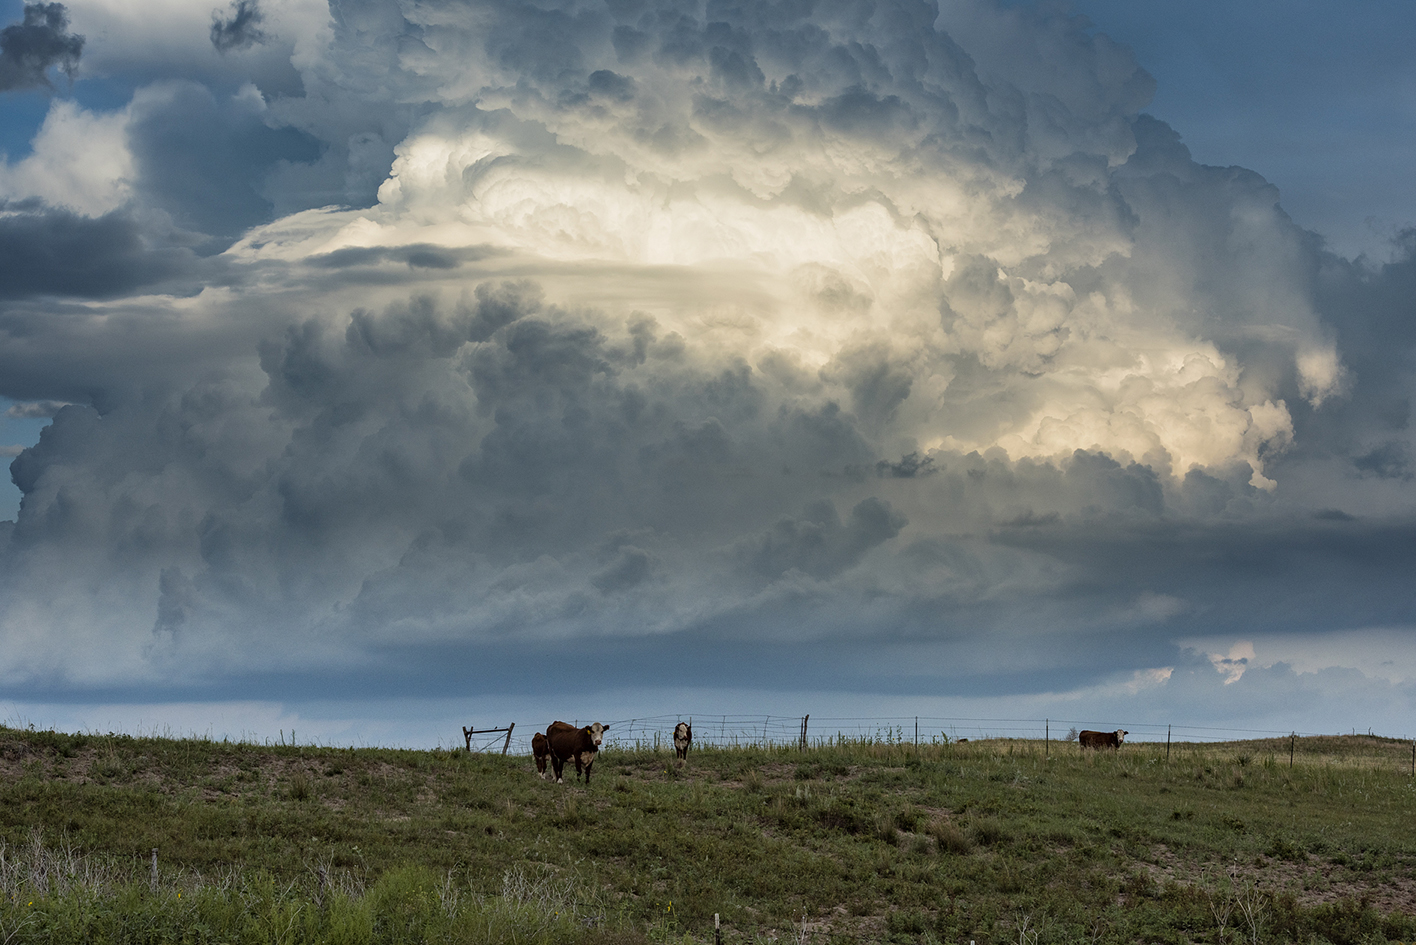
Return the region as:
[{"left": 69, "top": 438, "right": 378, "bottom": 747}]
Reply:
[{"left": 1, "top": 726, "right": 1414, "bottom": 943}]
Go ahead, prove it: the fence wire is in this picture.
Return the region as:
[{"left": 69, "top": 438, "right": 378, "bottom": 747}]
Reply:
[{"left": 463, "top": 713, "right": 1372, "bottom": 757}]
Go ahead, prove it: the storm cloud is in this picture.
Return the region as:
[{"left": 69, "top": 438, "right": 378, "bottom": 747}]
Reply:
[
  {"left": 0, "top": 2, "right": 82, "bottom": 91},
  {"left": 211, "top": 0, "right": 269, "bottom": 54},
  {"left": 0, "top": 0, "right": 1414, "bottom": 738}
]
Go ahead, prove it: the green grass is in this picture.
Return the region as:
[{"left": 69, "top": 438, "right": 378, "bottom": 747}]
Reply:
[{"left": 1, "top": 726, "right": 1415, "bottom": 943}]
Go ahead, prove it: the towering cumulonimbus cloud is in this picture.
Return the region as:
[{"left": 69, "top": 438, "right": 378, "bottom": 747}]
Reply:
[{"left": 0, "top": 0, "right": 1406, "bottom": 707}]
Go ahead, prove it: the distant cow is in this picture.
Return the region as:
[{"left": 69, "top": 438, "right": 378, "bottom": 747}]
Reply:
[
  {"left": 1078, "top": 729, "right": 1128, "bottom": 750},
  {"left": 673, "top": 721, "right": 692, "bottom": 761},
  {"left": 531, "top": 732, "right": 552, "bottom": 779},
  {"left": 545, "top": 721, "right": 609, "bottom": 785}
]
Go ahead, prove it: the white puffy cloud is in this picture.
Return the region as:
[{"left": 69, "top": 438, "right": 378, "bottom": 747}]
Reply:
[{"left": 0, "top": 99, "right": 133, "bottom": 213}]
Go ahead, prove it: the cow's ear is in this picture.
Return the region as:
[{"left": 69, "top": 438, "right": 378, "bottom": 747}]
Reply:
[{"left": 602, "top": 725, "right": 610, "bottom": 731}]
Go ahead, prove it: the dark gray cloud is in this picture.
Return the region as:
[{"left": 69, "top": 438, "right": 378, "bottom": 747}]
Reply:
[
  {"left": 0, "top": 206, "right": 203, "bottom": 299},
  {"left": 125, "top": 81, "right": 323, "bottom": 246},
  {"left": 0, "top": 2, "right": 82, "bottom": 92},
  {"left": 210, "top": 0, "right": 268, "bottom": 54},
  {"left": 735, "top": 497, "right": 907, "bottom": 583}
]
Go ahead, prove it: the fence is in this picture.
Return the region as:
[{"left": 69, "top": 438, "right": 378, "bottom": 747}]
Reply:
[{"left": 469, "top": 713, "right": 1378, "bottom": 758}]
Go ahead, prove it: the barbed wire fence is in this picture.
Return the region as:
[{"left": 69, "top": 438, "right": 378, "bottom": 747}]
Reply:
[{"left": 465, "top": 713, "right": 1390, "bottom": 757}]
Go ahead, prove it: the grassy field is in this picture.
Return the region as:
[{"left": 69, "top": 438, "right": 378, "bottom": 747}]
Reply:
[{"left": 1, "top": 725, "right": 1415, "bottom": 943}]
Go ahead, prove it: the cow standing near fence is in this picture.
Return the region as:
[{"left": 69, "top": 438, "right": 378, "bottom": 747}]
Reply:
[
  {"left": 545, "top": 721, "right": 609, "bottom": 784},
  {"left": 673, "top": 721, "right": 692, "bottom": 762},
  {"left": 531, "top": 732, "right": 552, "bottom": 779},
  {"left": 1078, "top": 729, "right": 1128, "bottom": 750}
]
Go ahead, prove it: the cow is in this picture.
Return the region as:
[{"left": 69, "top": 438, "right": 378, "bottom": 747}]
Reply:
[
  {"left": 673, "top": 721, "right": 692, "bottom": 761},
  {"left": 545, "top": 721, "right": 609, "bottom": 785},
  {"left": 531, "top": 731, "right": 552, "bottom": 779},
  {"left": 1078, "top": 729, "right": 1128, "bottom": 750}
]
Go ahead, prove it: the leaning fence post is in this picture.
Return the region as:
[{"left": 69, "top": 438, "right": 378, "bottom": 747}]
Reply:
[
  {"left": 150, "top": 848, "right": 158, "bottom": 892},
  {"left": 463, "top": 726, "right": 473, "bottom": 752},
  {"left": 502, "top": 722, "right": 515, "bottom": 755}
]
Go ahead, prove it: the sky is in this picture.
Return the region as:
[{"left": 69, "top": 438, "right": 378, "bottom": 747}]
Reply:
[{"left": 0, "top": 0, "right": 1414, "bottom": 749}]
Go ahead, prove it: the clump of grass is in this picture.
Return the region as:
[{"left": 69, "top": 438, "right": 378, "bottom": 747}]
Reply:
[
  {"left": 927, "top": 821, "right": 974, "bottom": 855},
  {"left": 289, "top": 770, "right": 312, "bottom": 801},
  {"left": 967, "top": 816, "right": 1010, "bottom": 847}
]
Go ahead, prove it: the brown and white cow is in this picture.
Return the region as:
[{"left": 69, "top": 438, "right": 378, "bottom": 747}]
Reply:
[
  {"left": 1078, "top": 729, "right": 1128, "bottom": 750},
  {"left": 673, "top": 721, "right": 692, "bottom": 761},
  {"left": 531, "top": 731, "right": 552, "bottom": 779},
  {"left": 545, "top": 721, "right": 609, "bottom": 784}
]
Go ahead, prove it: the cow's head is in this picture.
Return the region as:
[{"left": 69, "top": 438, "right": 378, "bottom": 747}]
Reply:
[
  {"left": 584, "top": 722, "right": 607, "bottom": 746},
  {"left": 1115, "top": 730, "right": 1129, "bottom": 743}
]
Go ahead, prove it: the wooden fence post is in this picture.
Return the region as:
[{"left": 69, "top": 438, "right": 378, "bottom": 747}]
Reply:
[
  {"left": 502, "top": 722, "right": 515, "bottom": 755},
  {"left": 1166, "top": 725, "right": 1171, "bottom": 761},
  {"left": 799, "top": 715, "right": 809, "bottom": 750},
  {"left": 1290, "top": 732, "right": 1296, "bottom": 769},
  {"left": 463, "top": 726, "right": 473, "bottom": 752},
  {"left": 1045, "top": 719, "right": 1048, "bottom": 759}
]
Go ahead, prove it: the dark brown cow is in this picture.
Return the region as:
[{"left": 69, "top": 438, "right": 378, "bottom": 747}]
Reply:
[
  {"left": 673, "top": 721, "right": 692, "bottom": 761},
  {"left": 545, "top": 721, "right": 609, "bottom": 784},
  {"left": 1078, "top": 729, "right": 1128, "bottom": 750},
  {"left": 531, "top": 731, "right": 552, "bottom": 779}
]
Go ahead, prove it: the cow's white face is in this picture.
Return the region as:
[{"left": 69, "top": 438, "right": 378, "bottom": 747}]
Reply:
[
  {"left": 586, "top": 722, "right": 607, "bottom": 746},
  {"left": 1115, "top": 730, "right": 1129, "bottom": 743}
]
